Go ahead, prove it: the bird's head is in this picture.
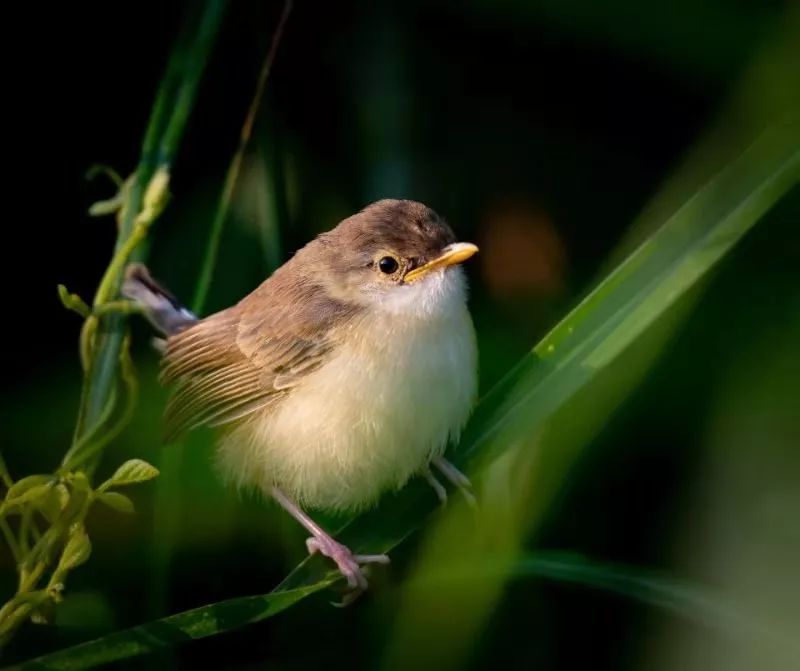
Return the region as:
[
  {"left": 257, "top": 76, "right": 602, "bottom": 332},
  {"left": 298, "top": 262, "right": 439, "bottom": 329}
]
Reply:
[{"left": 305, "top": 199, "right": 478, "bottom": 317}]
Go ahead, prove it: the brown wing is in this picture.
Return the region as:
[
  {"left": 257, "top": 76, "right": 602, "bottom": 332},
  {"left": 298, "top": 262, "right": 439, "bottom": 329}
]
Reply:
[{"left": 160, "top": 265, "right": 357, "bottom": 442}]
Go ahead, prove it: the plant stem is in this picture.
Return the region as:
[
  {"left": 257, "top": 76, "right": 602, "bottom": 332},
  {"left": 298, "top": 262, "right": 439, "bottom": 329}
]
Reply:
[
  {"left": 192, "top": 0, "right": 293, "bottom": 314},
  {"left": 0, "top": 453, "right": 13, "bottom": 489},
  {"left": 0, "top": 520, "right": 20, "bottom": 564},
  {"left": 66, "top": 0, "right": 226, "bottom": 476},
  {"left": 0, "top": 1, "right": 227, "bottom": 651}
]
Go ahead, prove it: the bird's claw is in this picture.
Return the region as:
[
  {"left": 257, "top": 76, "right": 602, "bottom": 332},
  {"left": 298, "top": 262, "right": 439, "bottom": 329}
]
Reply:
[
  {"left": 306, "top": 536, "right": 390, "bottom": 600},
  {"left": 432, "top": 457, "right": 477, "bottom": 508},
  {"left": 424, "top": 468, "right": 448, "bottom": 505}
]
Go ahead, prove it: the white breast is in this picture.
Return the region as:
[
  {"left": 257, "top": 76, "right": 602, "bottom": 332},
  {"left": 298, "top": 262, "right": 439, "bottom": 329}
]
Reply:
[{"left": 216, "top": 268, "right": 477, "bottom": 512}]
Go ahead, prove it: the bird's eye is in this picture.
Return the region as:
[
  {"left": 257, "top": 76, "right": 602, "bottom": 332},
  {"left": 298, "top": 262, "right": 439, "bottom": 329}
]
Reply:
[{"left": 378, "top": 256, "right": 399, "bottom": 274}]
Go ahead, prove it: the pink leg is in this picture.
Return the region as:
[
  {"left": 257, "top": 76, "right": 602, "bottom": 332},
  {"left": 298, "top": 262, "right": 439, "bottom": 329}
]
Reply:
[{"left": 270, "top": 487, "right": 389, "bottom": 593}]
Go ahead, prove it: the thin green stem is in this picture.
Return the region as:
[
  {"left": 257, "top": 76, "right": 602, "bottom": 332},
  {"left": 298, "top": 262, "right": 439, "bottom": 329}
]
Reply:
[
  {"left": 192, "top": 0, "right": 292, "bottom": 314},
  {"left": 70, "top": 0, "right": 226, "bottom": 474},
  {"left": 0, "top": 453, "right": 13, "bottom": 489},
  {"left": 92, "top": 220, "right": 151, "bottom": 309},
  {"left": 18, "top": 511, "right": 32, "bottom": 555},
  {"left": 1, "top": 2, "right": 227, "bottom": 651},
  {"left": 0, "top": 599, "right": 40, "bottom": 646},
  {"left": 85, "top": 164, "right": 124, "bottom": 189},
  {"left": 64, "top": 334, "right": 139, "bottom": 472},
  {"left": 63, "top": 387, "right": 118, "bottom": 469},
  {"left": 158, "top": 1, "right": 227, "bottom": 166},
  {"left": 0, "top": 520, "right": 20, "bottom": 564}
]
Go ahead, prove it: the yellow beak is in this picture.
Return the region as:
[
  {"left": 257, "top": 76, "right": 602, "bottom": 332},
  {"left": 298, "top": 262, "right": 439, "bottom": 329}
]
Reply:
[{"left": 404, "top": 242, "right": 479, "bottom": 283}]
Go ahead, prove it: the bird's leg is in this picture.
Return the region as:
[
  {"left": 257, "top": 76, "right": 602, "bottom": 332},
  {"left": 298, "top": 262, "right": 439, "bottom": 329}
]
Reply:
[
  {"left": 432, "top": 456, "right": 477, "bottom": 507},
  {"left": 270, "top": 486, "right": 390, "bottom": 594},
  {"left": 424, "top": 467, "right": 448, "bottom": 505}
]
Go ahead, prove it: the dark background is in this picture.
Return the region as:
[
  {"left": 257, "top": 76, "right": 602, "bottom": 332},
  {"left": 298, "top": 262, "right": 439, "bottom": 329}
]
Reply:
[{"left": 3, "top": 1, "right": 798, "bottom": 669}]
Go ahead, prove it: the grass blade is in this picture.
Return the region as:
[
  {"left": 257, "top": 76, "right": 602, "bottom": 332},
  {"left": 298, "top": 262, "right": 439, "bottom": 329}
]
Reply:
[
  {"left": 191, "top": 0, "right": 293, "bottom": 315},
  {"left": 6, "top": 585, "right": 328, "bottom": 671},
  {"left": 418, "top": 550, "right": 798, "bottom": 650}
]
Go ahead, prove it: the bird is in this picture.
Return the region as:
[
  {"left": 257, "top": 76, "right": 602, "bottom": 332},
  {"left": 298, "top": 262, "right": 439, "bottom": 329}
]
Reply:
[{"left": 123, "top": 199, "right": 479, "bottom": 597}]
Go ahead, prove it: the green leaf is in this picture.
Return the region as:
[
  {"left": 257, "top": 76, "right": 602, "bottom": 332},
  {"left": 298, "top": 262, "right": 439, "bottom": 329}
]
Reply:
[
  {"left": 2, "top": 478, "right": 54, "bottom": 512},
  {"left": 409, "top": 552, "right": 798, "bottom": 650},
  {"left": 4, "top": 475, "right": 52, "bottom": 504},
  {"left": 97, "top": 460, "right": 159, "bottom": 493},
  {"left": 34, "top": 485, "right": 70, "bottom": 523},
  {"left": 11, "top": 584, "right": 330, "bottom": 670},
  {"left": 6, "top": 484, "right": 52, "bottom": 509},
  {"left": 95, "top": 492, "right": 135, "bottom": 514},
  {"left": 22, "top": 485, "right": 93, "bottom": 573},
  {"left": 58, "top": 526, "right": 92, "bottom": 572},
  {"left": 65, "top": 472, "right": 92, "bottom": 496}
]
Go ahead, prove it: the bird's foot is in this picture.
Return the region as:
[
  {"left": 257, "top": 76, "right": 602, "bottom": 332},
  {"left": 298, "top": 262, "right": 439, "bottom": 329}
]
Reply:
[
  {"left": 424, "top": 467, "right": 448, "bottom": 505},
  {"left": 306, "top": 534, "right": 390, "bottom": 601},
  {"left": 271, "top": 486, "right": 389, "bottom": 604},
  {"left": 432, "top": 456, "right": 477, "bottom": 508}
]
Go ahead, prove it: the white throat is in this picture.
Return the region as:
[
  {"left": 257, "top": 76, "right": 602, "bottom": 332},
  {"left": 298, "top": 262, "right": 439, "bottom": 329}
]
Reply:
[{"left": 372, "top": 266, "right": 469, "bottom": 319}]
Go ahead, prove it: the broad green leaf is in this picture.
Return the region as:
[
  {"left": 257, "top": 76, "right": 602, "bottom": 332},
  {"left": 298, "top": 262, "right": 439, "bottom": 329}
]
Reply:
[
  {"left": 18, "top": 120, "right": 799, "bottom": 670},
  {"left": 95, "top": 492, "right": 134, "bottom": 515},
  {"left": 58, "top": 527, "right": 92, "bottom": 572},
  {"left": 10, "top": 584, "right": 330, "bottom": 670},
  {"left": 97, "top": 460, "right": 159, "bottom": 493}
]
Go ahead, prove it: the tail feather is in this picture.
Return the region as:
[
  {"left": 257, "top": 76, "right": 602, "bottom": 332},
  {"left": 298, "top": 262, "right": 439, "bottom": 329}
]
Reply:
[{"left": 122, "top": 264, "right": 197, "bottom": 336}]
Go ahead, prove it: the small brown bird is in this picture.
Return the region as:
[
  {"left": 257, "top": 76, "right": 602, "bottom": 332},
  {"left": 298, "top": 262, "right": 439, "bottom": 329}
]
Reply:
[{"left": 124, "top": 199, "right": 479, "bottom": 595}]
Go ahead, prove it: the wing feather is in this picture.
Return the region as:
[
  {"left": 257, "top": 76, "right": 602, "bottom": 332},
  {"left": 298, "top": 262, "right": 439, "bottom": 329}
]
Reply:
[{"left": 159, "top": 273, "right": 357, "bottom": 441}]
